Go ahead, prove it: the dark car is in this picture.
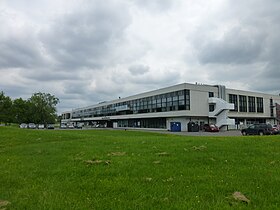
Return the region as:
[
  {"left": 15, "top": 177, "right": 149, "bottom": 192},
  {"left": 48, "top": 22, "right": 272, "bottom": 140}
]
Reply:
[
  {"left": 47, "top": 124, "right": 55, "bottom": 129},
  {"left": 241, "top": 124, "right": 273, "bottom": 136},
  {"left": 204, "top": 124, "right": 219, "bottom": 132},
  {"left": 272, "top": 125, "right": 280, "bottom": 135}
]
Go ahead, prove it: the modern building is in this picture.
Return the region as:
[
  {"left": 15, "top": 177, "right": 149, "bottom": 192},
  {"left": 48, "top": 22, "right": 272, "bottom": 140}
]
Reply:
[{"left": 61, "top": 83, "right": 280, "bottom": 131}]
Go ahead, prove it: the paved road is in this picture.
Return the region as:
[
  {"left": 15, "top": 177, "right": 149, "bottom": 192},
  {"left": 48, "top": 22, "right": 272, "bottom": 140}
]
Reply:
[
  {"left": 79, "top": 127, "right": 243, "bottom": 136},
  {"left": 162, "top": 130, "right": 242, "bottom": 136},
  {"left": 116, "top": 128, "right": 243, "bottom": 136}
]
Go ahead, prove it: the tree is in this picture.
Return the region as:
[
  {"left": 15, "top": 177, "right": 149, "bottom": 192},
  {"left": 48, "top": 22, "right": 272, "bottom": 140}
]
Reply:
[
  {"left": 28, "top": 92, "right": 59, "bottom": 124},
  {"left": 12, "top": 98, "right": 29, "bottom": 124},
  {"left": 0, "top": 91, "right": 13, "bottom": 124}
]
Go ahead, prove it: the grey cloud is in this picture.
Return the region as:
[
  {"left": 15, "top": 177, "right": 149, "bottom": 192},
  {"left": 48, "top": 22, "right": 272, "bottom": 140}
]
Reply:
[
  {"left": 260, "top": 33, "right": 280, "bottom": 81},
  {"left": 133, "top": 0, "right": 174, "bottom": 12},
  {"left": 129, "top": 69, "right": 180, "bottom": 86},
  {"left": 253, "top": 80, "right": 280, "bottom": 93},
  {"left": 189, "top": 0, "right": 280, "bottom": 95},
  {"left": 196, "top": 27, "right": 265, "bottom": 65},
  {"left": 41, "top": 1, "right": 131, "bottom": 70},
  {"left": 0, "top": 84, "right": 30, "bottom": 99},
  {"left": 0, "top": 10, "right": 47, "bottom": 69},
  {"left": 22, "top": 68, "right": 80, "bottom": 82},
  {"left": 61, "top": 75, "right": 123, "bottom": 103},
  {"left": 0, "top": 37, "right": 45, "bottom": 69},
  {"left": 128, "top": 64, "right": 150, "bottom": 75},
  {"left": 61, "top": 86, "right": 115, "bottom": 108},
  {"left": 205, "top": 64, "right": 267, "bottom": 91},
  {"left": 229, "top": 0, "right": 280, "bottom": 67},
  {"left": 63, "top": 80, "right": 91, "bottom": 95}
]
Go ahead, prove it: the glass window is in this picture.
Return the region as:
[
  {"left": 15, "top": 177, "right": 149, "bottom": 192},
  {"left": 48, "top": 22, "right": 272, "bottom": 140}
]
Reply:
[
  {"left": 270, "top": 98, "right": 274, "bottom": 117},
  {"left": 257, "top": 97, "right": 264, "bottom": 113},
  {"left": 80, "top": 89, "right": 191, "bottom": 117},
  {"left": 248, "top": 96, "right": 256, "bottom": 112},
  {"left": 209, "top": 104, "right": 215, "bottom": 112},
  {"left": 178, "top": 100, "right": 185, "bottom": 110},
  {"left": 172, "top": 95, "right": 178, "bottom": 101},
  {"left": 185, "top": 89, "right": 190, "bottom": 110},
  {"left": 156, "top": 102, "right": 162, "bottom": 108},
  {"left": 179, "top": 95, "right": 184, "bottom": 100},
  {"left": 229, "top": 94, "right": 238, "bottom": 111},
  {"left": 239, "top": 95, "right": 247, "bottom": 112}
]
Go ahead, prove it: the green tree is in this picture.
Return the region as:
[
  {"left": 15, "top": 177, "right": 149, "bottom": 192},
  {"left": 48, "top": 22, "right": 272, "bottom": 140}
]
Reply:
[
  {"left": 28, "top": 92, "right": 59, "bottom": 124},
  {"left": 0, "top": 91, "right": 13, "bottom": 124},
  {"left": 12, "top": 98, "right": 29, "bottom": 123}
]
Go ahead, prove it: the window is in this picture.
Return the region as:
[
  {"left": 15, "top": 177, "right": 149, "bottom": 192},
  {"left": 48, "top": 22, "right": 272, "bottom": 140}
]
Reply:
[
  {"left": 209, "top": 92, "right": 214, "bottom": 97},
  {"left": 229, "top": 94, "right": 238, "bottom": 111},
  {"left": 270, "top": 98, "right": 274, "bottom": 117},
  {"left": 156, "top": 98, "right": 162, "bottom": 108},
  {"left": 178, "top": 99, "right": 185, "bottom": 110},
  {"left": 248, "top": 96, "right": 256, "bottom": 112},
  {"left": 257, "top": 97, "right": 264, "bottom": 113},
  {"left": 185, "top": 90, "right": 190, "bottom": 110},
  {"left": 81, "top": 89, "right": 191, "bottom": 117},
  {"left": 209, "top": 104, "right": 215, "bottom": 112},
  {"left": 167, "top": 96, "right": 172, "bottom": 108},
  {"left": 239, "top": 95, "right": 247, "bottom": 112}
]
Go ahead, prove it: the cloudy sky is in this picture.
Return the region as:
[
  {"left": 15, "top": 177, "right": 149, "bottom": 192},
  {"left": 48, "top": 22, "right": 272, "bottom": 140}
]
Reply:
[{"left": 1, "top": 0, "right": 280, "bottom": 113}]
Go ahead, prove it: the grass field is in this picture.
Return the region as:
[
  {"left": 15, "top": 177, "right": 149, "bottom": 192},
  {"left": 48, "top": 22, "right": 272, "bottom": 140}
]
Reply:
[{"left": 1, "top": 127, "right": 280, "bottom": 209}]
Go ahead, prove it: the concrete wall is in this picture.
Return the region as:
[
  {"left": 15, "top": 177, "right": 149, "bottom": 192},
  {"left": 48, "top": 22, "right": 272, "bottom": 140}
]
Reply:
[
  {"left": 227, "top": 88, "right": 280, "bottom": 121},
  {"left": 167, "top": 117, "right": 209, "bottom": 131},
  {"left": 189, "top": 89, "right": 210, "bottom": 117}
]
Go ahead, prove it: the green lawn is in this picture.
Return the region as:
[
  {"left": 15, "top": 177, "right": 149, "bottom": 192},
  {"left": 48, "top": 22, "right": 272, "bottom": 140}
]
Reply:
[{"left": 1, "top": 127, "right": 280, "bottom": 209}]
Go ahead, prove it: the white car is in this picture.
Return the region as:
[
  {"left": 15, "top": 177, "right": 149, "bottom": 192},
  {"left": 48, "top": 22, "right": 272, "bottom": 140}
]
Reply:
[
  {"left": 60, "top": 124, "right": 67, "bottom": 129},
  {"left": 68, "top": 124, "right": 74, "bottom": 129},
  {"left": 38, "top": 124, "right": 45, "bottom": 129},
  {"left": 28, "top": 123, "right": 36, "bottom": 129},
  {"left": 19, "top": 123, "right": 28, "bottom": 128}
]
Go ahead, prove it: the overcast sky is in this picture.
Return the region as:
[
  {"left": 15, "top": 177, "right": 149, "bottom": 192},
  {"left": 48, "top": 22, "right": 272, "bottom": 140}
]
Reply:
[{"left": 1, "top": 0, "right": 280, "bottom": 113}]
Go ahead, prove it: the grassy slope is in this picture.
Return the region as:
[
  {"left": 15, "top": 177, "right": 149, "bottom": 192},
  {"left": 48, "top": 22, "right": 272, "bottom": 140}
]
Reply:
[{"left": 0, "top": 127, "right": 280, "bottom": 209}]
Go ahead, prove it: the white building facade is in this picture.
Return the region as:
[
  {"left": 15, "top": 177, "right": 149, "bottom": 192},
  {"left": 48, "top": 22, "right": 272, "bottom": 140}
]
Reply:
[{"left": 61, "top": 83, "right": 280, "bottom": 131}]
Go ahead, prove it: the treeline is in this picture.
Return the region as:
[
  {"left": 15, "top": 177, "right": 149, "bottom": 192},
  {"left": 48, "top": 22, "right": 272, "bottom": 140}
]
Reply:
[{"left": 0, "top": 91, "right": 59, "bottom": 125}]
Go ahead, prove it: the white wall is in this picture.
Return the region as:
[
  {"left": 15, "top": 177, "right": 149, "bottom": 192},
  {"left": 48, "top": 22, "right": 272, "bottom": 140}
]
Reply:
[
  {"left": 167, "top": 117, "right": 209, "bottom": 132},
  {"left": 227, "top": 89, "right": 280, "bottom": 120},
  {"left": 166, "top": 117, "right": 188, "bottom": 131}
]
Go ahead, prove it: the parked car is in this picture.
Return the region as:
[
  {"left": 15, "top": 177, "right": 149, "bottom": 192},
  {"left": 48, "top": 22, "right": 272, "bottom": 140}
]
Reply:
[
  {"left": 38, "top": 124, "right": 45, "bottom": 129},
  {"left": 47, "top": 124, "right": 55, "bottom": 129},
  {"left": 204, "top": 124, "right": 219, "bottom": 132},
  {"left": 60, "top": 124, "right": 67, "bottom": 129},
  {"left": 272, "top": 125, "right": 280, "bottom": 135},
  {"left": 67, "top": 124, "right": 74, "bottom": 129},
  {"left": 75, "top": 123, "right": 83, "bottom": 129},
  {"left": 19, "top": 123, "right": 28, "bottom": 129},
  {"left": 241, "top": 124, "right": 273, "bottom": 136},
  {"left": 28, "top": 123, "right": 36, "bottom": 129}
]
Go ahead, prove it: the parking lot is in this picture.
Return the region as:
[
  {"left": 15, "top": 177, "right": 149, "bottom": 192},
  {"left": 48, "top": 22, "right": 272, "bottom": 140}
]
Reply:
[
  {"left": 106, "top": 127, "right": 243, "bottom": 136},
  {"left": 165, "top": 130, "right": 242, "bottom": 136}
]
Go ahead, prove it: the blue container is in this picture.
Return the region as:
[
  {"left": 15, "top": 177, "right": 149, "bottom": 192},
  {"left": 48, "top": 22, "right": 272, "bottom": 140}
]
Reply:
[{"left": 170, "top": 122, "right": 181, "bottom": 132}]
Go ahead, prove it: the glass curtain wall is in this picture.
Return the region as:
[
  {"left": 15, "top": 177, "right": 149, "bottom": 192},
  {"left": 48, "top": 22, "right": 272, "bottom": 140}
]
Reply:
[{"left": 72, "top": 89, "right": 190, "bottom": 119}]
